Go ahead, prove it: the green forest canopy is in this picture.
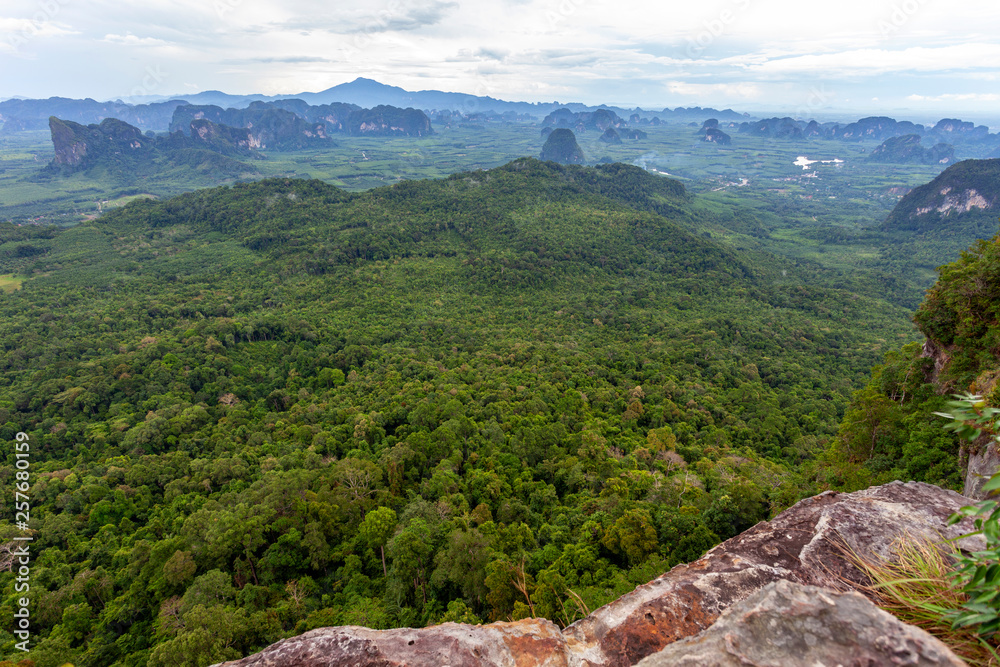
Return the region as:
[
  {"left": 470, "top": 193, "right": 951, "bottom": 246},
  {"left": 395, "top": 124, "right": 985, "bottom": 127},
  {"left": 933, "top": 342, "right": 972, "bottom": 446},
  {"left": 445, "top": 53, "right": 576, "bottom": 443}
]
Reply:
[{"left": 0, "top": 159, "right": 948, "bottom": 666}]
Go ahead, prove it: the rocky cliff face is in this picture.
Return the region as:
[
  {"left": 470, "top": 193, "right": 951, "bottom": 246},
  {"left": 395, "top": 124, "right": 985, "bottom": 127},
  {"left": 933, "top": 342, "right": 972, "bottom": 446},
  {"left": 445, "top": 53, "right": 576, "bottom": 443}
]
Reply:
[
  {"left": 212, "top": 481, "right": 981, "bottom": 667},
  {"left": 884, "top": 158, "right": 1000, "bottom": 233},
  {"left": 170, "top": 105, "right": 334, "bottom": 148},
  {"left": 346, "top": 105, "right": 433, "bottom": 137},
  {"left": 48, "top": 116, "right": 154, "bottom": 169},
  {"left": 44, "top": 115, "right": 259, "bottom": 183}
]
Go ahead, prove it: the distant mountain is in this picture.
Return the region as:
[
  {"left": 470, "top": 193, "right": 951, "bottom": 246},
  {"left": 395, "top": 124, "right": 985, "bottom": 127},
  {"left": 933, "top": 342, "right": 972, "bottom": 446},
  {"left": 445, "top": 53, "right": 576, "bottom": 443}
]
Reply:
[
  {"left": 544, "top": 108, "right": 627, "bottom": 132},
  {"left": 0, "top": 79, "right": 755, "bottom": 131},
  {"left": 883, "top": 159, "right": 1000, "bottom": 234},
  {"left": 42, "top": 116, "right": 259, "bottom": 184},
  {"left": 868, "top": 134, "right": 955, "bottom": 165},
  {"left": 828, "top": 116, "right": 925, "bottom": 142},
  {"left": 666, "top": 107, "right": 748, "bottom": 123},
  {"left": 0, "top": 97, "right": 187, "bottom": 133},
  {"left": 540, "top": 128, "right": 585, "bottom": 164},
  {"left": 737, "top": 115, "right": 999, "bottom": 152},
  {"left": 739, "top": 117, "right": 804, "bottom": 140},
  {"left": 171, "top": 101, "right": 431, "bottom": 141}
]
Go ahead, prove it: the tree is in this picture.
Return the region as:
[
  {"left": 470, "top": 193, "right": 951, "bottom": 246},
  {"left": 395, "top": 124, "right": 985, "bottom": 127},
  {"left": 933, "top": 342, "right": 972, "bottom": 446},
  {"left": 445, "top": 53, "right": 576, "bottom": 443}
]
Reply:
[
  {"left": 601, "top": 509, "right": 658, "bottom": 566},
  {"left": 387, "top": 518, "right": 434, "bottom": 607},
  {"left": 359, "top": 506, "right": 397, "bottom": 577}
]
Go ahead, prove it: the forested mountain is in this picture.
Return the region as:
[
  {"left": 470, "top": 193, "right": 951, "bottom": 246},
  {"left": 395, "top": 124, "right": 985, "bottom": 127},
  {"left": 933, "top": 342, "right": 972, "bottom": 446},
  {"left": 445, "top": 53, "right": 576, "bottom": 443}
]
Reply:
[
  {"left": 540, "top": 130, "right": 586, "bottom": 164},
  {"left": 884, "top": 159, "right": 1000, "bottom": 233},
  {"left": 0, "top": 160, "right": 926, "bottom": 665}
]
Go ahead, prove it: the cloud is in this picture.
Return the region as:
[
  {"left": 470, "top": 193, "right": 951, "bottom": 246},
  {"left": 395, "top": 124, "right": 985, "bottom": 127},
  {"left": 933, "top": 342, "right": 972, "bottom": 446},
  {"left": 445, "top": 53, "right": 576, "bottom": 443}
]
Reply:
[
  {"left": 738, "top": 43, "right": 1000, "bottom": 77},
  {"left": 102, "top": 33, "right": 170, "bottom": 46},
  {"left": 666, "top": 81, "right": 763, "bottom": 100},
  {"left": 0, "top": 17, "right": 78, "bottom": 52},
  {"left": 271, "top": 0, "right": 458, "bottom": 35},
  {"left": 242, "top": 56, "right": 336, "bottom": 64},
  {"left": 473, "top": 48, "right": 509, "bottom": 61},
  {"left": 907, "top": 92, "right": 1000, "bottom": 103}
]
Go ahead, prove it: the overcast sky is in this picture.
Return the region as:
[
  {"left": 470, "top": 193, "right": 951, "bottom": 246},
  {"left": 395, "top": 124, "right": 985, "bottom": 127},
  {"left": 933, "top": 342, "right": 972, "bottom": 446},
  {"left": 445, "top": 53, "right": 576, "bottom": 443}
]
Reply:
[{"left": 2, "top": 0, "right": 999, "bottom": 120}]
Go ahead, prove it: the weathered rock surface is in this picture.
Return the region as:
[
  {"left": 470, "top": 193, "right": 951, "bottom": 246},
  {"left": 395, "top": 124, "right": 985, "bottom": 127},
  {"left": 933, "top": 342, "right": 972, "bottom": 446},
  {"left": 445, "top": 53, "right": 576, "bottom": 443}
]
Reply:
[
  {"left": 965, "top": 433, "right": 1000, "bottom": 500},
  {"left": 211, "top": 619, "right": 569, "bottom": 667},
  {"left": 214, "top": 481, "right": 982, "bottom": 667},
  {"left": 561, "top": 481, "right": 981, "bottom": 667},
  {"left": 634, "top": 579, "right": 968, "bottom": 667}
]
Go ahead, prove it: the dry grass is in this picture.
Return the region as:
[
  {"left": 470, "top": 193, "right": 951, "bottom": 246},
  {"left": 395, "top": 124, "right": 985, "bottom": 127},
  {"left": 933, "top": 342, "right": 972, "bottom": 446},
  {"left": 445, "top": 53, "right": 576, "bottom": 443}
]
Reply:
[{"left": 841, "top": 533, "right": 999, "bottom": 667}]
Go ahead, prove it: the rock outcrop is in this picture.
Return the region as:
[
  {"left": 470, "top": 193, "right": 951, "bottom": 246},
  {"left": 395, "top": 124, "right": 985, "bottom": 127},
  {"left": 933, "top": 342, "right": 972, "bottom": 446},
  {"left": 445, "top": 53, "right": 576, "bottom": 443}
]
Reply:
[
  {"left": 211, "top": 619, "right": 570, "bottom": 667},
  {"left": 703, "top": 128, "right": 731, "bottom": 145},
  {"left": 43, "top": 115, "right": 260, "bottom": 183},
  {"left": 213, "top": 481, "right": 982, "bottom": 667},
  {"left": 345, "top": 105, "right": 433, "bottom": 137},
  {"left": 884, "top": 158, "right": 1000, "bottom": 233},
  {"left": 47, "top": 116, "right": 157, "bottom": 171},
  {"left": 542, "top": 108, "right": 627, "bottom": 132},
  {"left": 966, "top": 433, "right": 1000, "bottom": 499},
  {"left": 540, "top": 129, "right": 586, "bottom": 165},
  {"left": 635, "top": 579, "right": 967, "bottom": 667},
  {"left": 599, "top": 127, "right": 622, "bottom": 144},
  {"left": 869, "top": 134, "right": 955, "bottom": 165}
]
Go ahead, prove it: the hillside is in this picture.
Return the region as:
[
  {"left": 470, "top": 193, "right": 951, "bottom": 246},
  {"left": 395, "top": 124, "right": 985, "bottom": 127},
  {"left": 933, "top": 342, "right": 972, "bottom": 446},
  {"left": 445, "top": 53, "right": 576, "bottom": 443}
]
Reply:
[
  {"left": 0, "top": 160, "right": 919, "bottom": 665},
  {"left": 884, "top": 158, "right": 1000, "bottom": 233}
]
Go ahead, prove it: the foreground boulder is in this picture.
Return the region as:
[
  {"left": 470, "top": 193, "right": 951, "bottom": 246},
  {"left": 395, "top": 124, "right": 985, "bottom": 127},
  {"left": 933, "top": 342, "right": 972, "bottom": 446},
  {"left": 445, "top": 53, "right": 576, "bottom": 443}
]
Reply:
[
  {"left": 635, "top": 579, "right": 967, "bottom": 667},
  {"left": 214, "top": 481, "right": 981, "bottom": 667},
  {"left": 210, "top": 619, "right": 569, "bottom": 667}
]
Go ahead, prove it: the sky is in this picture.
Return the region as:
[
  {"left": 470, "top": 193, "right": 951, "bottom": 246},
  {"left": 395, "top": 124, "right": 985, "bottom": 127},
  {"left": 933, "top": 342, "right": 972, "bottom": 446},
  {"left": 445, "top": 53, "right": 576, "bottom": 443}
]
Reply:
[{"left": 1, "top": 0, "right": 999, "bottom": 121}]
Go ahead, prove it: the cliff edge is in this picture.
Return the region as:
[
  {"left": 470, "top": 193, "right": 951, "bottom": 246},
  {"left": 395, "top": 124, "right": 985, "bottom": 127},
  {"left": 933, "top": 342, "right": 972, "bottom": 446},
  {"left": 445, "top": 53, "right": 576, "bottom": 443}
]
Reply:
[{"left": 212, "top": 481, "right": 980, "bottom": 667}]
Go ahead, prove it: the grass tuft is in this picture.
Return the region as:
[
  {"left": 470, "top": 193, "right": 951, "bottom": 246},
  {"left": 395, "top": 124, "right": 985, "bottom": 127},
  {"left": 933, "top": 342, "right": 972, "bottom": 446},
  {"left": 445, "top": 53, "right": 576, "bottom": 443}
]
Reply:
[{"left": 842, "top": 533, "right": 999, "bottom": 667}]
